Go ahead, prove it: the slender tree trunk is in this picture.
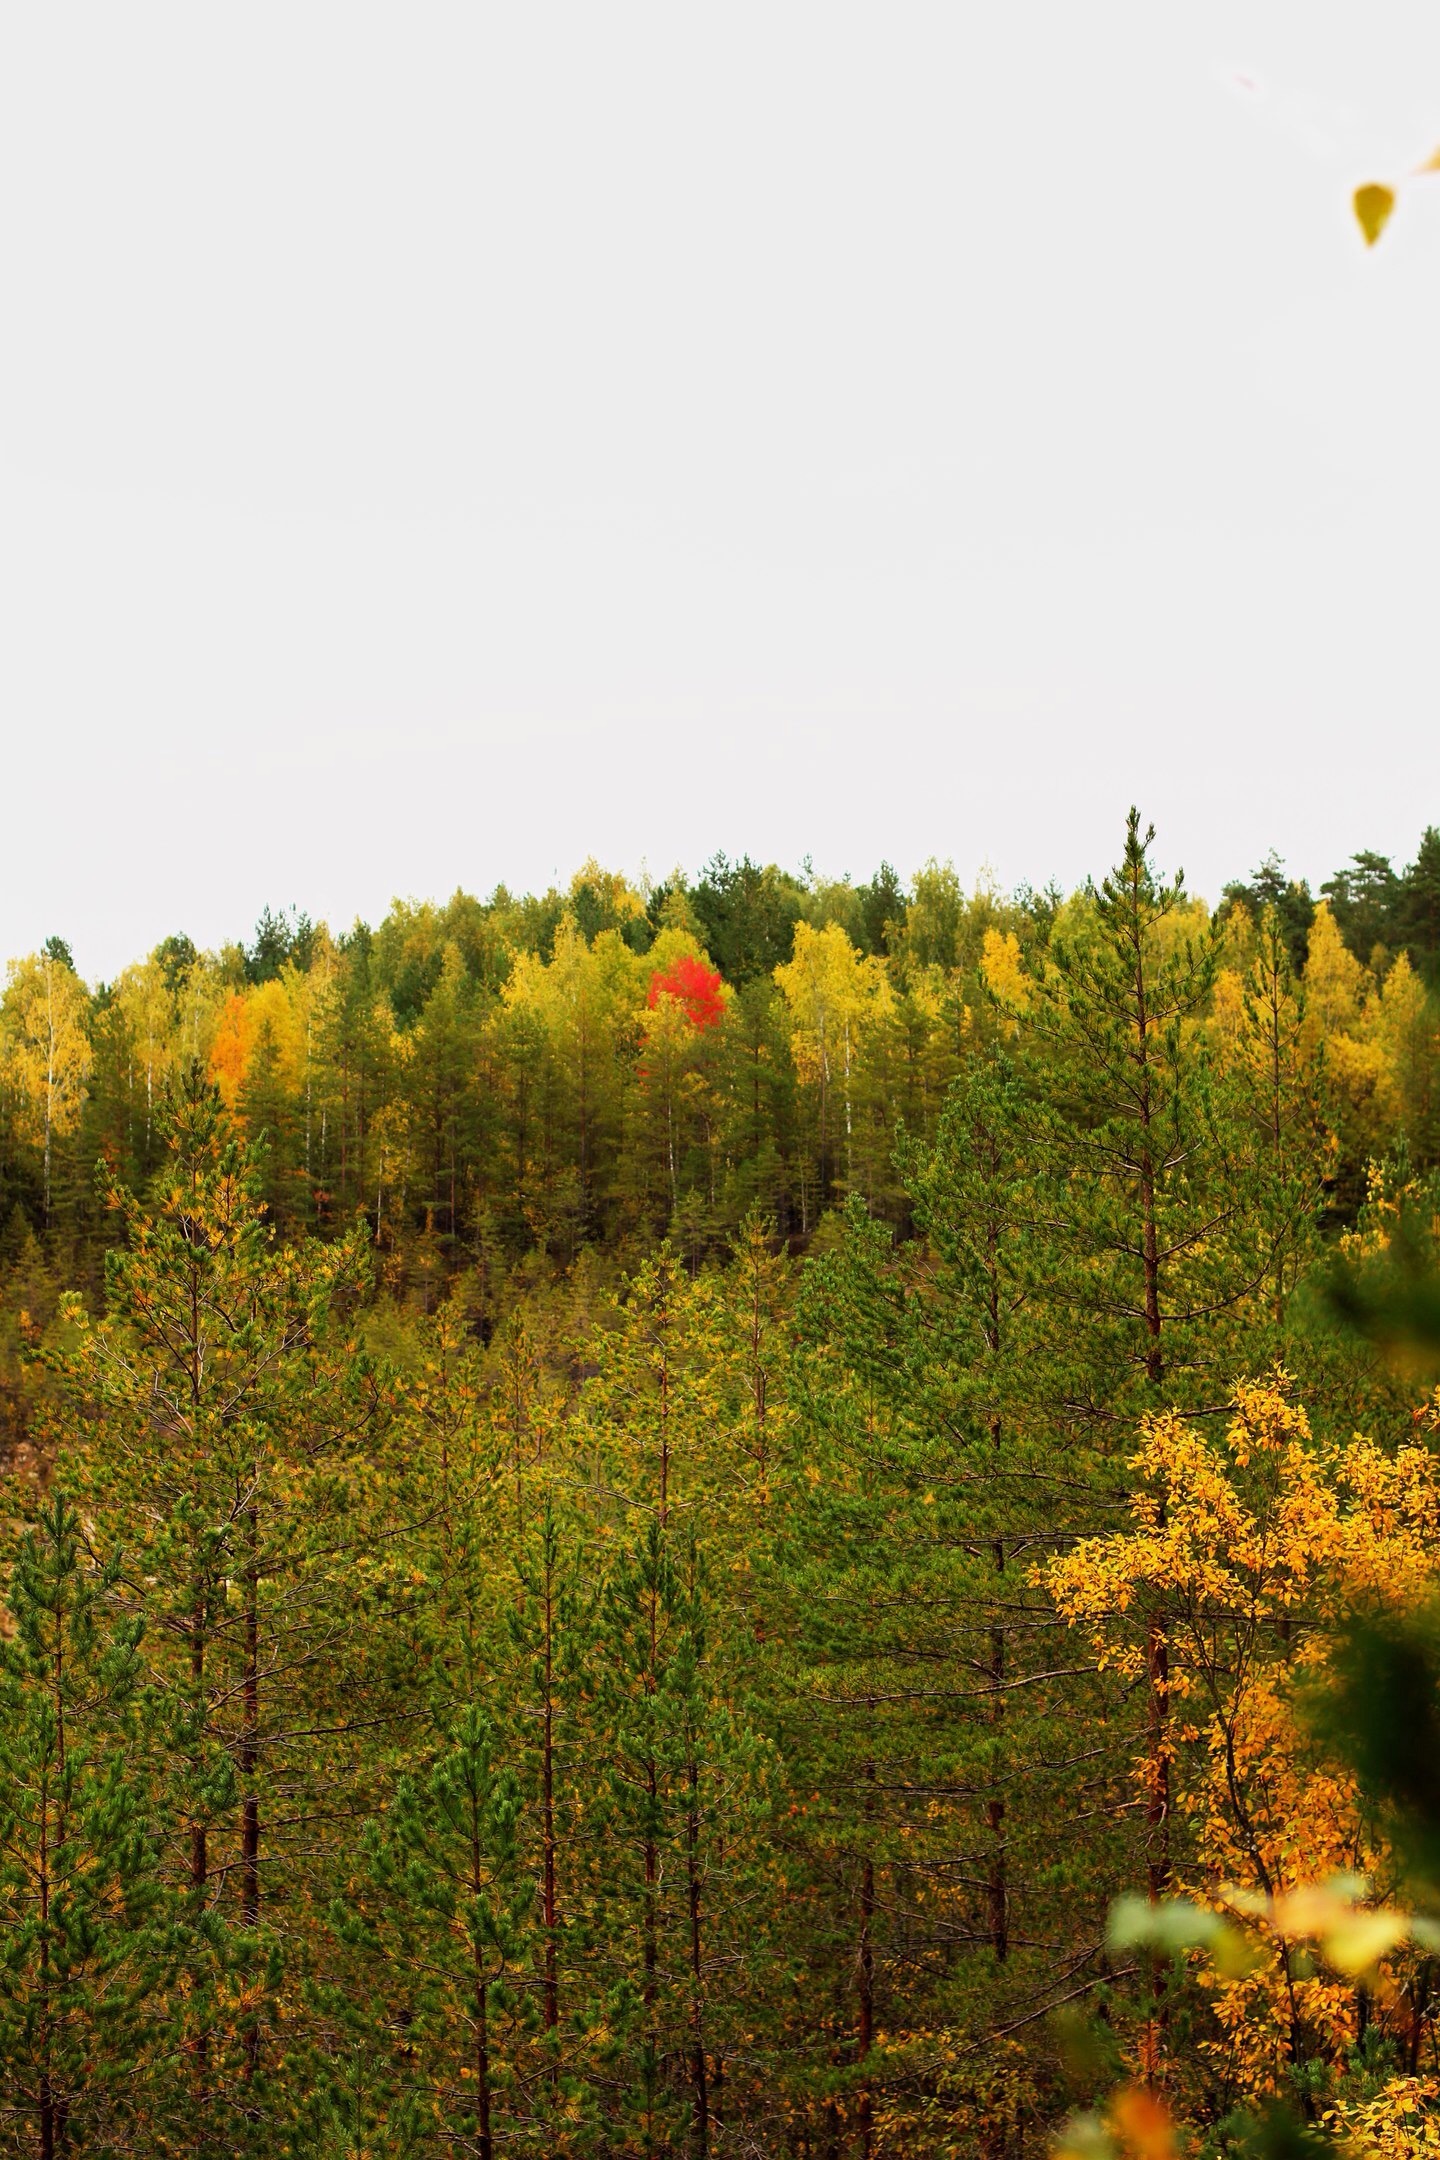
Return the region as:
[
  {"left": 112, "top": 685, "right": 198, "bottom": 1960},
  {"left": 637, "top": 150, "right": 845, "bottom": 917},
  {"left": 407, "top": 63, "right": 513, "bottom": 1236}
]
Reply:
[
  {"left": 1140, "top": 1146, "right": 1171, "bottom": 1902},
  {"left": 752, "top": 1258, "right": 768, "bottom": 1491},
  {"left": 241, "top": 1494, "right": 261, "bottom": 2079},
  {"left": 1134, "top": 944, "right": 1171, "bottom": 1898},
  {"left": 818, "top": 1017, "right": 830, "bottom": 1206},
  {"left": 823, "top": 2093, "right": 842, "bottom": 2159},
  {"left": 988, "top": 1614, "right": 1008, "bottom": 1963},
  {"left": 857, "top": 1746, "right": 876, "bottom": 2160},
  {"left": 305, "top": 1013, "right": 313, "bottom": 1197},
  {"left": 189, "top": 1570, "right": 211, "bottom": 2089},
  {"left": 982, "top": 1183, "right": 1012, "bottom": 2160},
  {"left": 43, "top": 958, "right": 57, "bottom": 1226},
  {"left": 687, "top": 1757, "right": 710, "bottom": 2157},
  {"left": 542, "top": 1564, "right": 559, "bottom": 2036},
  {"left": 984, "top": 1211, "right": 1011, "bottom": 1969},
  {"left": 644, "top": 1515, "right": 661, "bottom": 2121},
  {"left": 643, "top": 1759, "right": 659, "bottom": 2139},
  {"left": 667, "top": 1084, "right": 678, "bottom": 1219},
  {"left": 577, "top": 1030, "right": 590, "bottom": 1236},
  {"left": 472, "top": 1879, "right": 494, "bottom": 2160},
  {"left": 39, "top": 1598, "right": 63, "bottom": 2160}
]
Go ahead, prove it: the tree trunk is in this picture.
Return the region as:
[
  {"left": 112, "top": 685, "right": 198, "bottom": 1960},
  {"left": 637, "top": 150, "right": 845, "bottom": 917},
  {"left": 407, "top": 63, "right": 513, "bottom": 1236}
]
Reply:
[
  {"left": 473, "top": 1924, "right": 493, "bottom": 2160},
  {"left": 1134, "top": 940, "right": 1171, "bottom": 1899},
  {"left": 241, "top": 1495, "right": 261, "bottom": 2079},
  {"left": 542, "top": 1563, "right": 559, "bottom": 2037},
  {"left": 988, "top": 1611, "right": 1009, "bottom": 1963},
  {"left": 687, "top": 1757, "right": 710, "bottom": 2157},
  {"left": 189, "top": 1568, "right": 211, "bottom": 2089},
  {"left": 857, "top": 1752, "right": 876, "bottom": 2160}
]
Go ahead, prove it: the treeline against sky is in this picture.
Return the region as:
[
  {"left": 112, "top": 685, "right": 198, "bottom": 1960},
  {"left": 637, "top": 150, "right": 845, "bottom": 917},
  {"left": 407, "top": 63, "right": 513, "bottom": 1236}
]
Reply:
[
  {"left": 0, "top": 819, "right": 1439, "bottom": 2155},
  {"left": 3, "top": 831, "right": 1440, "bottom": 1302}
]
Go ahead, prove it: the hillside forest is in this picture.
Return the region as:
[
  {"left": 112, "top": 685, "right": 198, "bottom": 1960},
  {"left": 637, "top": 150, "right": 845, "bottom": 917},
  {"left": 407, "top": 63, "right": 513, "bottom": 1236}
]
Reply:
[{"left": 3, "top": 815, "right": 1440, "bottom": 2157}]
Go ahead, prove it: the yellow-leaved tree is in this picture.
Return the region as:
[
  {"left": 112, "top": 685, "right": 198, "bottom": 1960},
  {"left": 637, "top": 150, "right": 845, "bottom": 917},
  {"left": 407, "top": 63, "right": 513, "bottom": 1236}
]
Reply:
[
  {"left": 1302, "top": 901, "right": 1392, "bottom": 1158},
  {"left": 979, "top": 925, "right": 1031, "bottom": 1017},
  {"left": 773, "top": 920, "right": 892, "bottom": 1207},
  {"left": 112, "top": 955, "right": 177, "bottom": 1167},
  {"left": 502, "top": 913, "right": 642, "bottom": 1247},
  {"left": 1049, "top": 1377, "right": 1440, "bottom": 2130},
  {"left": 1297, "top": 903, "right": 1439, "bottom": 1173},
  {"left": 2, "top": 948, "right": 93, "bottom": 1221}
]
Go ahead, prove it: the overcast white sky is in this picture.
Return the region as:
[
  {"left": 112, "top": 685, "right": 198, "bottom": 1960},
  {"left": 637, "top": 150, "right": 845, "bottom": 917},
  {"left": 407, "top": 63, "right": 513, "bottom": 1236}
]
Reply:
[{"left": 2, "top": 5, "right": 1438, "bottom": 981}]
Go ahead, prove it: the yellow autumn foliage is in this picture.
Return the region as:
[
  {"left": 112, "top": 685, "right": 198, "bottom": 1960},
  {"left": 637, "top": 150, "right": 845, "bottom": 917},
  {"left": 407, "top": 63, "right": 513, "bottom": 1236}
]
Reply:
[
  {"left": 980, "top": 927, "right": 1031, "bottom": 1011},
  {"left": 1304, "top": 901, "right": 1369, "bottom": 1041},
  {"left": 1328, "top": 2077, "right": 1440, "bottom": 2157},
  {"left": 1050, "top": 1377, "right": 1440, "bottom": 2100},
  {"left": 1, "top": 953, "right": 93, "bottom": 1160},
  {"left": 773, "top": 921, "right": 893, "bottom": 1090}
]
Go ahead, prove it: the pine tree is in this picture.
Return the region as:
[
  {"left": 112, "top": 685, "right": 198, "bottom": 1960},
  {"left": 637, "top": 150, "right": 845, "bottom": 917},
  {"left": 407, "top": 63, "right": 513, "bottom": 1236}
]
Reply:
[
  {"left": 0, "top": 1501, "right": 169, "bottom": 2157},
  {"left": 504, "top": 1488, "right": 599, "bottom": 2145},
  {"left": 782, "top": 1060, "right": 1092, "bottom": 2157},
  {"left": 1400, "top": 825, "right": 1440, "bottom": 982},
  {"left": 1223, "top": 903, "right": 1326, "bottom": 1328},
  {"left": 580, "top": 1247, "right": 775, "bottom": 2156},
  {"left": 333, "top": 1296, "right": 604, "bottom": 2154},
  {"left": 56, "top": 1066, "right": 371, "bottom": 2150},
  {"left": 355, "top": 1706, "right": 527, "bottom": 2160},
  {"left": 782, "top": 820, "right": 1333, "bottom": 2147}
]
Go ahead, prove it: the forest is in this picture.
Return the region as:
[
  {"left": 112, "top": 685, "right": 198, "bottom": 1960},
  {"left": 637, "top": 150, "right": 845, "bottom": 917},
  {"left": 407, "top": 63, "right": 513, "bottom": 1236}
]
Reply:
[{"left": 2, "top": 812, "right": 1440, "bottom": 2158}]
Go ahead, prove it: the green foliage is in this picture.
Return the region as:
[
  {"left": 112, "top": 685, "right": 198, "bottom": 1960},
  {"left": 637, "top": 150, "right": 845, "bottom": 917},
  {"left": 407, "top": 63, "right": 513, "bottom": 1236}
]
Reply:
[
  {"left": 687, "top": 852, "right": 805, "bottom": 985},
  {"left": 1314, "top": 1601, "right": 1440, "bottom": 1901},
  {"left": 3, "top": 817, "right": 1440, "bottom": 2153},
  {"left": 0, "top": 1501, "right": 171, "bottom": 2155},
  {"left": 1221, "top": 851, "right": 1316, "bottom": 973},
  {"left": 353, "top": 1705, "right": 526, "bottom": 2153},
  {"left": 245, "top": 906, "right": 316, "bottom": 986}
]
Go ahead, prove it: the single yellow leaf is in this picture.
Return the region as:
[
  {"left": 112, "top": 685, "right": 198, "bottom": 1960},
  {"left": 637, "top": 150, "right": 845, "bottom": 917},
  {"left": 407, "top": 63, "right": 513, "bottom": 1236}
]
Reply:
[
  {"left": 1415, "top": 146, "right": 1440, "bottom": 174},
  {"left": 1354, "top": 181, "right": 1397, "bottom": 246}
]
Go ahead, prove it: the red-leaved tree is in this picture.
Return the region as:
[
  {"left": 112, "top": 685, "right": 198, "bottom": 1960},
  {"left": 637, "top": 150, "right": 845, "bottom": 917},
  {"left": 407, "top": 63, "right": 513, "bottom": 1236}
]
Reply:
[{"left": 646, "top": 954, "right": 727, "bottom": 1031}]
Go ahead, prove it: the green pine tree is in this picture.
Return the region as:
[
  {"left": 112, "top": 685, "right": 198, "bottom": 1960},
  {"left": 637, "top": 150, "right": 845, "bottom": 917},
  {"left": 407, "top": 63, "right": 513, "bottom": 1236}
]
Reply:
[
  {"left": 54, "top": 1066, "right": 371, "bottom": 2150},
  {"left": 0, "top": 1501, "right": 170, "bottom": 2158},
  {"left": 353, "top": 1705, "right": 527, "bottom": 2160}
]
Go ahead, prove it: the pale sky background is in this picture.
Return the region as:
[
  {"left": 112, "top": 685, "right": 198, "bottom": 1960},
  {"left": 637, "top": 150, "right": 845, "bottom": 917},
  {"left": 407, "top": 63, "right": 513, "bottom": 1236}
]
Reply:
[{"left": 2, "top": 5, "right": 1439, "bottom": 982}]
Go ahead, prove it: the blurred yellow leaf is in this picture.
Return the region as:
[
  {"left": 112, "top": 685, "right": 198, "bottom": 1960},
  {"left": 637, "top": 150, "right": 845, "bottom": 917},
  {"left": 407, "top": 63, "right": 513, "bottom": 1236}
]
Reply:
[
  {"left": 1222, "top": 1877, "right": 1412, "bottom": 1977},
  {"left": 1416, "top": 146, "right": 1440, "bottom": 174},
  {"left": 1270, "top": 1882, "right": 1355, "bottom": 1936},
  {"left": 1321, "top": 1908, "right": 1410, "bottom": 1977},
  {"left": 1354, "top": 182, "right": 1396, "bottom": 246}
]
